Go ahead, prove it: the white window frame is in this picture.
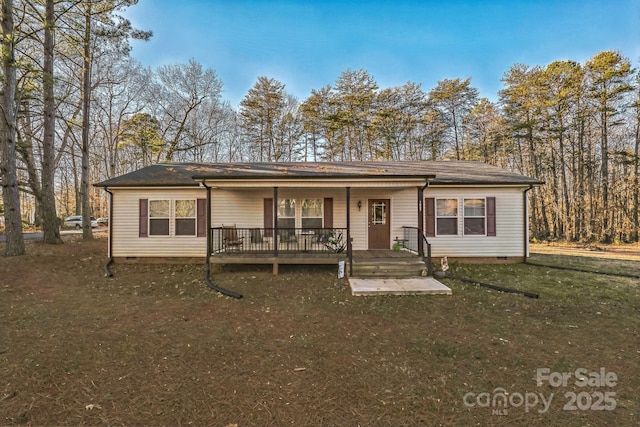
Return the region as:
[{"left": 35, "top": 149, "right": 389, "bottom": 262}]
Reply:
[
  {"left": 277, "top": 198, "right": 297, "bottom": 230},
  {"left": 435, "top": 198, "right": 458, "bottom": 236},
  {"left": 370, "top": 201, "right": 387, "bottom": 225},
  {"left": 148, "top": 198, "right": 198, "bottom": 237},
  {"left": 301, "top": 198, "right": 323, "bottom": 229},
  {"left": 277, "top": 198, "right": 324, "bottom": 229},
  {"left": 174, "top": 199, "right": 197, "bottom": 237},
  {"left": 148, "top": 199, "right": 170, "bottom": 236},
  {"left": 463, "top": 197, "right": 487, "bottom": 236}
]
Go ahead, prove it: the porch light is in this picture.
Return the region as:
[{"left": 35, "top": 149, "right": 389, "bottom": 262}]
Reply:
[{"left": 357, "top": 200, "right": 362, "bottom": 211}]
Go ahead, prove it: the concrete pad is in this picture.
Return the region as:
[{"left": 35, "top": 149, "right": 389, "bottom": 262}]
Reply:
[{"left": 348, "top": 277, "right": 452, "bottom": 296}]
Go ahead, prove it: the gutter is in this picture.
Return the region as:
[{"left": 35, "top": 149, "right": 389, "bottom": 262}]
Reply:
[
  {"left": 422, "top": 177, "right": 430, "bottom": 191},
  {"left": 201, "top": 181, "right": 243, "bottom": 299},
  {"left": 103, "top": 187, "right": 114, "bottom": 277},
  {"left": 191, "top": 173, "right": 438, "bottom": 181}
]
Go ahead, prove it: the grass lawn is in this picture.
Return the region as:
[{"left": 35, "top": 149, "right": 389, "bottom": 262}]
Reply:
[{"left": 1, "top": 236, "right": 638, "bottom": 426}]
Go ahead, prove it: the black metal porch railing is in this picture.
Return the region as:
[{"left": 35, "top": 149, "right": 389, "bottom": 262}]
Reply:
[
  {"left": 402, "top": 226, "right": 433, "bottom": 275},
  {"left": 210, "top": 227, "right": 348, "bottom": 255}
]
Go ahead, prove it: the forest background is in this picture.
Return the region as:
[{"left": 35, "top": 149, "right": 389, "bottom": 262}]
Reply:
[{"left": 1, "top": 0, "right": 639, "bottom": 256}]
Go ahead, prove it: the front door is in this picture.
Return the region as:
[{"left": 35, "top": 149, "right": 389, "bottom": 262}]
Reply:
[{"left": 368, "top": 199, "right": 390, "bottom": 249}]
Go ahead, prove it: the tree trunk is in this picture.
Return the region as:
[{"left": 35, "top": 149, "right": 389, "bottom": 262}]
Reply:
[
  {"left": 574, "top": 116, "right": 585, "bottom": 240},
  {"left": 634, "top": 102, "right": 640, "bottom": 242},
  {"left": 452, "top": 109, "right": 460, "bottom": 160},
  {"left": 0, "top": 0, "right": 26, "bottom": 256},
  {"left": 558, "top": 118, "right": 571, "bottom": 240},
  {"left": 41, "top": 0, "right": 63, "bottom": 244},
  {"left": 81, "top": 2, "right": 93, "bottom": 239},
  {"left": 601, "top": 107, "right": 610, "bottom": 242}
]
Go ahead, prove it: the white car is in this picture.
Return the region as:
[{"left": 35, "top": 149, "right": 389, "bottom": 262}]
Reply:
[{"left": 63, "top": 215, "right": 98, "bottom": 229}]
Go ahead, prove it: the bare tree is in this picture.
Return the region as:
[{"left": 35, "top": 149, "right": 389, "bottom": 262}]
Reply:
[
  {"left": 92, "top": 55, "right": 153, "bottom": 179},
  {"left": 71, "top": 0, "right": 151, "bottom": 239},
  {"left": 1, "top": 0, "right": 26, "bottom": 255},
  {"left": 40, "top": 0, "right": 62, "bottom": 243},
  {"left": 155, "top": 59, "right": 223, "bottom": 161}
]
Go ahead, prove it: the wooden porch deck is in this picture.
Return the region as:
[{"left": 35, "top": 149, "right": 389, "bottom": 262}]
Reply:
[
  {"left": 209, "top": 251, "right": 346, "bottom": 264},
  {"left": 209, "top": 250, "right": 417, "bottom": 262},
  {"left": 209, "top": 249, "right": 425, "bottom": 274},
  {"left": 207, "top": 225, "right": 433, "bottom": 275},
  {"left": 208, "top": 250, "right": 346, "bottom": 274}
]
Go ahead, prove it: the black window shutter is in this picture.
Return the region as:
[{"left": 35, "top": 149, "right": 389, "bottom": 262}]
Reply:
[
  {"left": 425, "top": 198, "right": 435, "bottom": 237},
  {"left": 196, "top": 198, "right": 206, "bottom": 237},
  {"left": 323, "top": 198, "right": 333, "bottom": 228},
  {"left": 487, "top": 197, "right": 496, "bottom": 236},
  {"left": 264, "top": 198, "right": 273, "bottom": 237},
  {"left": 139, "top": 199, "right": 148, "bottom": 238}
]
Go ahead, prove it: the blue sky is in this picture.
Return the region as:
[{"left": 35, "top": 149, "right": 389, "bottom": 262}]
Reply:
[{"left": 125, "top": 0, "right": 640, "bottom": 108}]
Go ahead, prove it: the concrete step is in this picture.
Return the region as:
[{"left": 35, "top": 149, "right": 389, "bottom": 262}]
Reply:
[{"left": 349, "top": 277, "right": 452, "bottom": 296}]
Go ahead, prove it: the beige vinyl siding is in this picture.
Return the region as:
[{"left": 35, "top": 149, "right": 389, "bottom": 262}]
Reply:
[
  {"left": 210, "top": 189, "right": 267, "bottom": 228},
  {"left": 111, "top": 188, "right": 207, "bottom": 258},
  {"left": 350, "top": 188, "right": 418, "bottom": 250},
  {"left": 210, "top": 188, "right": 347, "bottom": 228},
  {"left": 425, "top": 186, "right": 525, "bottom": 258},
  {"left": 109, "top": 184, "right": 527, "bottom": 258},
  {"left": 208, "top": 187, "right": 418, "bottom": 251}
]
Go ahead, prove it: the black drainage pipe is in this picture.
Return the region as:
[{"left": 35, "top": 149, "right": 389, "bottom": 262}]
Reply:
[
  {"left": 104, "top": 258, "right": 114, "bottom": 277},
  {"left": 103, "top": 187, "right": 115, "bottom": 278},
  {"left": 450, "top": 275, "right": 539, "bottom": 299},
  {"left": 201, "top": 181, "right": 242, "bottom": 299},
  {"left": 525, "top": 261, "right": 640, "bottom": 279},
  {"left": 205, "top": 265, "right": 243, "bottom": 299}
]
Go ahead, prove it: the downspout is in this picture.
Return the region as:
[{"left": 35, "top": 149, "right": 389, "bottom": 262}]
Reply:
[
  {"left": 523, "top": 185, "right": 534, "bottom": 261},
  {"left": 103, "top": 187, "right": 114, "bottom": 277},
  {"left": 417, "top": 179, "right": 429, "bottom": 257},
  {"left": 420, "top": 179, "right": 432, "bottom": 275},
  {"left": 346, "top": 187, "right": 352, "bottom": 276},
  {"left": 201, "top": 181, "right": 242, "bottom": 299}
]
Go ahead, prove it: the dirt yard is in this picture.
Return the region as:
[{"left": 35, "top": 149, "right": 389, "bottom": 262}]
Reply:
[{"left": 1, "top": 236, "right": 638, "bottom": 426}]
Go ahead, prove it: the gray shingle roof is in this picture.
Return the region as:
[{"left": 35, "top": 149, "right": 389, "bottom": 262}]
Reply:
[{"left": 94, "top": 161, "right": 543, "bottom": 188}]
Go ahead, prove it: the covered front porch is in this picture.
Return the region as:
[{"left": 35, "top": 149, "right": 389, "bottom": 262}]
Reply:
[
  {"left": 199, "top": 176, "right": 434, "bottom": 293},
  {"left": 207, "top": 226, "right": 433, "bottom": 276}
]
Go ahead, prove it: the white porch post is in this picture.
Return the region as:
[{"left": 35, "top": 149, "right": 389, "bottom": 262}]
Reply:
[{"left": 273, "top": 186, "right": 279, "bottom": 274}]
